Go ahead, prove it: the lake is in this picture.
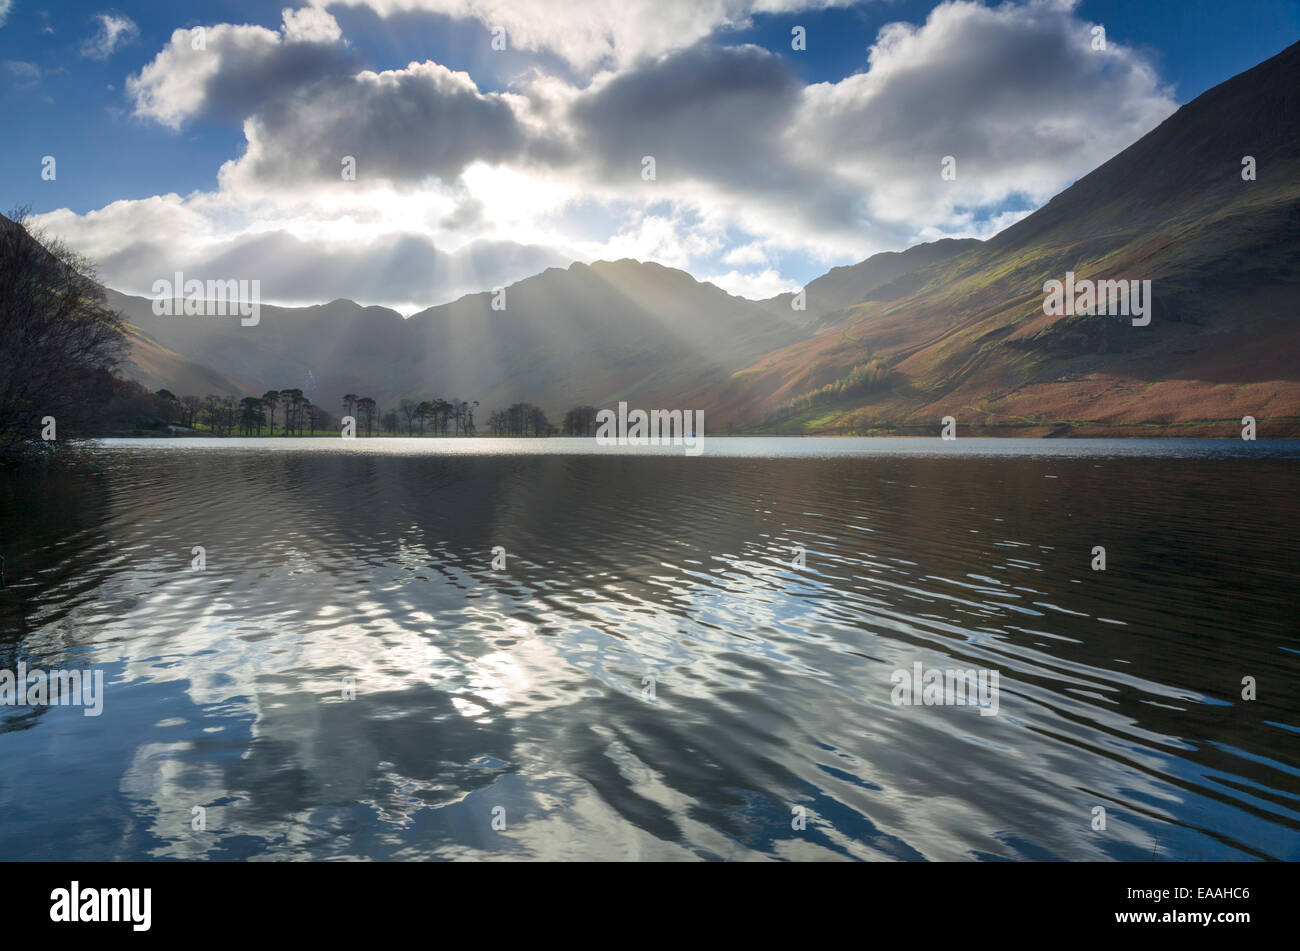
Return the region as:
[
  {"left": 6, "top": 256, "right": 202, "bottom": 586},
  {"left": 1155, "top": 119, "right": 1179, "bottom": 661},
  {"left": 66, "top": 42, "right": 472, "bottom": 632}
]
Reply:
[{"left": 1, "top": 437, "right": 1297, "bottom": 860}]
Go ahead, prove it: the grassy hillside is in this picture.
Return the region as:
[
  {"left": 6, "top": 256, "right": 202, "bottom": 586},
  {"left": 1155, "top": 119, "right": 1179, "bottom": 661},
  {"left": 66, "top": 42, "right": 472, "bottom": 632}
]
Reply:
[{"left": 693, "top": 40, "right": 1300, "bottom": 437}]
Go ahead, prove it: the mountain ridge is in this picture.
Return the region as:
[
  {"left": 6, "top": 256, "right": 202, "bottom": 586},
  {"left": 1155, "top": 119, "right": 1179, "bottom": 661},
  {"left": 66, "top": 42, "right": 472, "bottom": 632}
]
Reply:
[
  {"left": 100, "top": 240, "right": 980, "bottom": 412},
  {"left": 11, "top": 40, "right": 1298, "bottom": 434},
  {"left": 688, "top": 38, "right": 1300, "bottom": 435}
]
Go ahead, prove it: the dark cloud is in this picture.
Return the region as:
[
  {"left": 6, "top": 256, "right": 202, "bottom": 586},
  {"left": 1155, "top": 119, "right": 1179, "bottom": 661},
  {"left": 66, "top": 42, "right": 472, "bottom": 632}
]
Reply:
[
  {"left": 563, "top": 41, "right": 870, "bottom": 237},
  {"left": 570, "top": 43, "right": 803, "bottom": 185},
  {"left": 193, "top": 38, "right": 357, "bottom": 123},
  {"left": 240, "top": 63, "right": 528, "bottom": 184},
  {"left": 129, "top": 17, "right": 355, "bottom": 127}
]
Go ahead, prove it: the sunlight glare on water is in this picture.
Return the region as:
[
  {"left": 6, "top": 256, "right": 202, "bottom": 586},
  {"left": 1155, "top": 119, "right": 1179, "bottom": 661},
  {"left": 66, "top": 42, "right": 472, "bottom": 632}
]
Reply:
[{"left": 0, "top": 438, "right": 1296, "bottom": 860}]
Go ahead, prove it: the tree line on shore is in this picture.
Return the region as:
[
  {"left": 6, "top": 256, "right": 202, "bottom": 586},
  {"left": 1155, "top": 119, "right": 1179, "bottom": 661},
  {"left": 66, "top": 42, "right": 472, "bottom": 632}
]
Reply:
[
  {"left": 486, "top": 403, "right": 598, "bottom": 436},
  {"left": 100, "top": 385, "right": 608, "bottom": 440},
  {"left": 1, "top": 206, "right": 611, "bottom": 463},
  {"left": 116, "top": 388, "right": 478, "bottom": 437}
]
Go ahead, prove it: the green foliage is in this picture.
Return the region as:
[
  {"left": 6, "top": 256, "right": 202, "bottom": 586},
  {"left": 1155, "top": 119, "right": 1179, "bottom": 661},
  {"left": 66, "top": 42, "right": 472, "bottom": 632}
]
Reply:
[{"left": 775, "top": 358, "right": 891, "bottom": 419}]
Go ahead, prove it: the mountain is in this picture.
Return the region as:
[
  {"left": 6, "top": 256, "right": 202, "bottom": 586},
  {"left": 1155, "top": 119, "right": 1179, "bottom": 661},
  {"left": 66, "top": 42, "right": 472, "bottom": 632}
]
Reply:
[
  {"left": 757, "top": 237, "right": 981, "bottom": 322},
  {"left": 106, "top": 291, "right": 408, "bottom": 402},
  {"left": 692, "top": 39, "right": 1300, "bottom": 436},
  {"left": 120, "top": 322, "right": 252, "bottom": 398},
  {"left": 106, "top": 237, "right": 985, "bottom": 413},
  {"left": 103, "top": 259, "right": 809, "bottom": 411},
  {"left": 395, "top": 259, "right": 809, "bottom": 410},
  {"left": 27, "top": 41, "right": 1300, "bottom": 434}
]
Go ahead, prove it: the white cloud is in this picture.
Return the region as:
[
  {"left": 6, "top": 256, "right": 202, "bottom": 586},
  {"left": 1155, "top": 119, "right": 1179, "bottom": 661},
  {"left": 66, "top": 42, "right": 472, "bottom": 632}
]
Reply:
[
  {"left": 127, "top": 9, "right": 350, "bottom": 128},
  {"left": 788, "top": 0, "right": 1176, "bottom": 234},
  {"left": 32, "top": 191, "right": 569, "bottom": 312},
  {"left": 536, "top": 0, "right": 1177, "bottom": 258},
  {"left": 40, "top": 0, "right": 1179, "bottom": 310},
  {"left": 223, "top": 60, "right": 530, "bottom": 186},
  {"left": 0, "top": 1, "right": 12, "bottom": 29},
  {"left": 3, "top": 59, "right": 42, "bottom": 87},
  {"left": 701, "top": 267, "right": 799, "bottom": 299},
  {"left": 282, "top": 5, "right": 344, "bottom": 43},
  {"left": 80, "top": 12, "right": 139, "bottom": 60},
  {"left": 723, "top": 243, "right": 772, "bottom": 267}
]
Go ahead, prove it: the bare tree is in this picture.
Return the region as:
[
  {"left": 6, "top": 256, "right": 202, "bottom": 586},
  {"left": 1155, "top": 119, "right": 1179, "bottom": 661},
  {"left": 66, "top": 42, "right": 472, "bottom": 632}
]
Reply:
[
  {"left": 400, "top": 399, "right": 418, "bottom": 435},
  {"left": 0, "top": 208, "right": 126, "bottom": 462}
]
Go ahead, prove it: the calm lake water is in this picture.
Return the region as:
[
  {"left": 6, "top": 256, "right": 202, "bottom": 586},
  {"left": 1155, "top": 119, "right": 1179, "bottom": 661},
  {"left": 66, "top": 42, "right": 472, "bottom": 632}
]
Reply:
[{"left": 1, "top": 437, "right": 1297, "bottom": 860}]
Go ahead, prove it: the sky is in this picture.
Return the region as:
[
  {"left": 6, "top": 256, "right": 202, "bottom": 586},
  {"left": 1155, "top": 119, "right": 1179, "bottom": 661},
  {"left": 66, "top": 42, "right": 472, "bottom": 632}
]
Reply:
[{"left": 1, "top": 0, "right": 1296, "bottom": 312}]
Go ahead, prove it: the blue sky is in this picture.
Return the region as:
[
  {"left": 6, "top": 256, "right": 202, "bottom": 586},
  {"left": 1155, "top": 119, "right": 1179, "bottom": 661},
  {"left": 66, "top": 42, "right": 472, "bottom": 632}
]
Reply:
[{"left": 1, "top": 0, "right": 1296, "bottom": 309}]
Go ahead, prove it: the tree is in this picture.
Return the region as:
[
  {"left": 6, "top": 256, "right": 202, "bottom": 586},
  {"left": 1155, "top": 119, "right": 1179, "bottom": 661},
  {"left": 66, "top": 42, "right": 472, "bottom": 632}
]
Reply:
[
  {"left": 563, "top": 405, "right": 598, "bottom": 435},
  {"left": 202, "top": 394, "right": 222, "bottom": 433},
  {"left": 280, "top": 388, "right": 305, "bottom": 435},
  {"left": 400, "top": 399, "right": 418, "bottom": 435},
  {"left": 262, "top": 390, "right": 280, "bottom": 436},
  {"left": 356, "top": 396, "right": 376, "bottom": 436},
  {"left": 0, "top": 208, "right": 126, "bottom": 462},
  {"left": 238, "top": 396, "right": 265, "bottom": 436},
  {"left": 155, "top": 390, "right": 182, "bottom": 425},
  {"left": 494, "top": 402, "right": 550, "bottom": 437},
  {"left": 308, "top": 402, "right": 330, "bottom": 433},
  {"left": 528, "top": 404, "right": 551, "bottom": 437}
]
